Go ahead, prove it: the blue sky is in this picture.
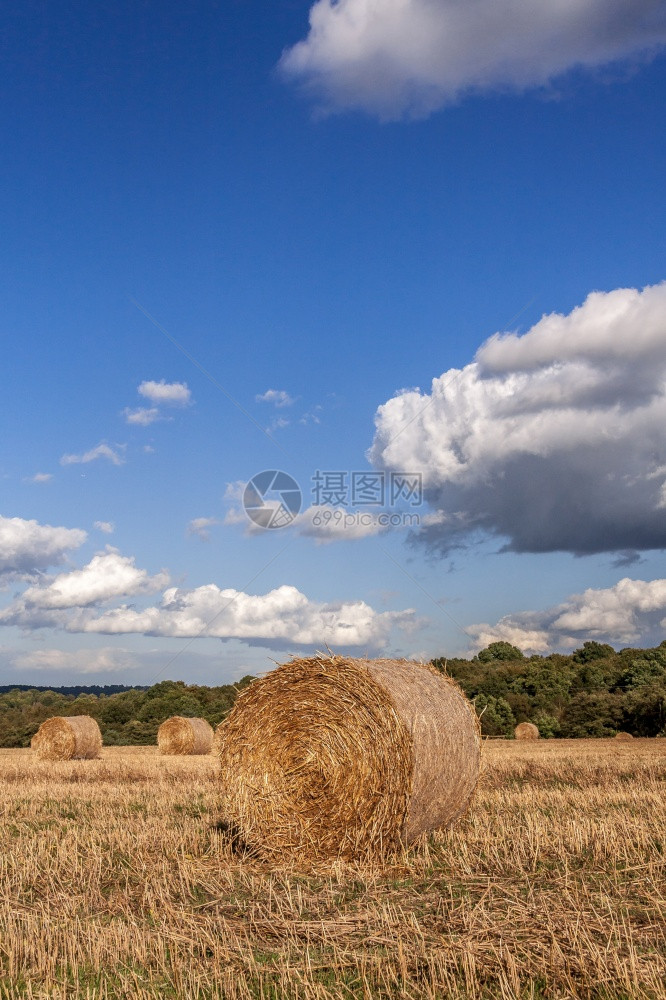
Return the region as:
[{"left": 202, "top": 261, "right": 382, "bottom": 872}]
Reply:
[{"left": 2, "top": 0, "right": 666, "bottom": 685}]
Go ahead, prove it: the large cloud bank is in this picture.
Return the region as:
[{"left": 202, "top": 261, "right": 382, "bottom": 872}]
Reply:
[
  {"left": 69, "top": 584, "right": 413, "bottom": 650},
  {"left": 2, "top": 578, "right": 413, "bottom": 652},
  {"left": 469, "top": 576, "right": 666, "bottom": 653},
  {"left": 281, "top": 0, "right": 666, "bottom": 119},
  {"left": 370, "top": 282, "right": 666, "bottom": 556},
  {"left": 0, "top": 516, "right": 415, "bottom": 652}
]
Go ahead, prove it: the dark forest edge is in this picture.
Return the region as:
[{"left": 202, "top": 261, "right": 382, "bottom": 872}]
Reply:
[
  {"left": 434, "top": 640, "right": 666, "bottom": 738},
  {"left": 1, "top": 639, "right": 665, "bottom": 747}
]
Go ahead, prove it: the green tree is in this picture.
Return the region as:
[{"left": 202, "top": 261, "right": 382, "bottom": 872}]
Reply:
[
  {"left": 573, "top": 641, "right": 615, "bottom": 664},
  {"left": 475, "top": 694, "right": 515, "bottom": 737},
  {"left": 477, "top": 641, "right": 524, "bottom": 662},
  {"left": 532, "top": 713, "right": 560, "bottom": 738},
  {"left": 560, "top": 692, "right": 622, "bottom": 737},
  {"left": 620, "top": 649, "right": 666, "bottom": 690}
]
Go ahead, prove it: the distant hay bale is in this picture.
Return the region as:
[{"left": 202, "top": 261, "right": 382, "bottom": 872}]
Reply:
[
  {"left": 158, "top": 716, "right": 213, "bottom": 755},
  {"left": 213, "top": 655, "right": 481, "bottom": 861},
  {"left": 615, "top": 731, "right": 633, "bottom": 741},
  {"left": 32, "top": 716, "right": 102, "bottom": 761},
  {"left": 514, "top": 722, "right": 540, "bottom": 741}
]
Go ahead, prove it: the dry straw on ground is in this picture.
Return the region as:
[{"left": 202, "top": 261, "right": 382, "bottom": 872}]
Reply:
[
  {"left": 32, "top": 716, "right": 102, "bottom": 761},
  {"left": 157, "top": 716, "right": 213, "bottom": 756},
  {"left": 515, "top": 721, "right": 540, "bottom": 741},
  {"left": 615, "top": 731, "right": 634, "bottom": 741},
  {"left": 214, "top": 655, "right": 481, "bottom": 861}
]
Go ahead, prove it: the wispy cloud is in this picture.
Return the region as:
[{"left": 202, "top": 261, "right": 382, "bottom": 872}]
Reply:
[
  {"left": 12, "top": 646, "right": 137, "bottom": 674},
  {"left": 299, "top": 405, "right": 322, "bottom": 425},
  {"left": 187, "top": 517, "right": 221, "bottom": 541},
  {"left": 256, "top": 389, "right": 296, "bottom": 408},
  {"left": 60, "top": 443, "right": 126, "bottom": 467},
  {"left": 267, "top": 416, "right": 291, "bottom": 433},
  {"left": 123, "top": 406, "right": 161, "bottom": 426},
  {"left": 94, "top": 521, "right": 115, "bottom": 534},
  {"left": 25, "top": 472, "right": 53, "bottom": 484}
]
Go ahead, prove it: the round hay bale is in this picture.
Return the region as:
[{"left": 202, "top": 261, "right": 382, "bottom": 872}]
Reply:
[
  {"left": 514, "top": 722, "right": 540, "bottom": 741},
  {"left": 615, "top": 731, "right": 633, "bottom": 741},
  {"left": 32, "top": 716, "right": 102, "bottom": 761},
  {"left": 158, "top": 716, "right": 213, "bottom": 755},
  {"left": 213, "top": 655, "right": 481, "bottom": 861}
]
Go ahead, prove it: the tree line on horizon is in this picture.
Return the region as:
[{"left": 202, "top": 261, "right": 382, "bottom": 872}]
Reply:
[
  {"left": 0, "top": 677, "right": 254, "bottom": 749},
  {"left": 0, "top": 640, "right": 665, "bottom": 747},
  {"left": 433, "top": 640, "right": 666, "bottom": 737}
]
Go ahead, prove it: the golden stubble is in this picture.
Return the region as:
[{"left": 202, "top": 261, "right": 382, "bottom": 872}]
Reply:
[{"left": 0, "top": 739, "right": 664, "bottom": 999}]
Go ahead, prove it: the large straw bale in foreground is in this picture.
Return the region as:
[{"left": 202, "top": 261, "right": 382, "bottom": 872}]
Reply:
[
  {"left": 158, "top": 716, "right": 213, "bottom": 755},
  {"left": 514, "top": 722, "right": 540, "bottom": 741},
  {"left": 32, "top": 716, "right": 102, "bottom": 761},
  {"left": 214, "top": 656, "right": 481, "bottom": 860}
]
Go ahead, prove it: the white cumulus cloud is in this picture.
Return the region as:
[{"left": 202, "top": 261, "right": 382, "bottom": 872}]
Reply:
[
  {"left": 138, "top": 380, "right": 191, "bottom": 406},
  {"left": 370, "top": 282, "right": 666, "bottom": 556},
  {"left": 281, "top": 0, "right": 666, "bottom": 119},
  {"left": 16, "top": 548, "right": 170, "bottom": 611},
  {"left": 0, "top": 515, "right": 86, "bottom": 577},
  {"left": 66, "top": 583, "right": 415, "bottom": 652}
]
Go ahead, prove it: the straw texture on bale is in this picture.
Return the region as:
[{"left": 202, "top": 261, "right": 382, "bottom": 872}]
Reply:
[
  {"left": 214, "top": 655, "right": 481, "bottom": 861},
  {"left": 615, "top": 731, "right": 634, "bottom": 741},
  {"left": 32, "top": 716, "right": 102, "bottom": 761},
  {"left": 157, "top": 716, "right": 213, "bottom": 755},
  {"left": 514, "top": 722, "right": 540, "bottom": 741}
]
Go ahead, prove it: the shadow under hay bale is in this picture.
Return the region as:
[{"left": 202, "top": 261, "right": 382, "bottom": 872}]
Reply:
[
  {"left": 32, "top": 716, "right": 102, "bottom": 761},
  {"left": 615, "top": 731, "right": 634, "bottom": 741},
  {"left": 213, "top": 819, "right": 257, "bottom": 856},
  {"left": 213, "top": 655, "right": 481, "bottom": 862},
  {"left": 514, "top": 722, "right": 540, "bottom": 741},
  {"left": 158, "top": 716, "right": 213, "bottom": 755}
]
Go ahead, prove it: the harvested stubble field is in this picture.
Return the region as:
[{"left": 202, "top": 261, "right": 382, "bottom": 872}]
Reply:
[{"left": 0, "top": 741, "right": 664, "bottom": 1000}]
